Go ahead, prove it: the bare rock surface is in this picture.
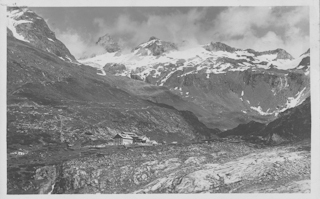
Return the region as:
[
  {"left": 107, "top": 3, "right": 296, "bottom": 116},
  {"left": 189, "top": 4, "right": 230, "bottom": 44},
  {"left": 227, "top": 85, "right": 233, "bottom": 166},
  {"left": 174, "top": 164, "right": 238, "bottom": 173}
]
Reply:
[
  {"left": 36, "top": 139, "right": 310, "bottom": 194},
  {"left": 134, "top": 143, "right": 310, "bottom": 193}
]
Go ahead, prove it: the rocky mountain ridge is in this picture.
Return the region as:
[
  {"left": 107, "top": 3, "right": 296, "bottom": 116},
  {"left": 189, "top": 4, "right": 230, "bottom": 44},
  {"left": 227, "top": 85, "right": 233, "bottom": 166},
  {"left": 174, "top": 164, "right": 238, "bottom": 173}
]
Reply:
[
  {"left": 80, "top": 36, "right": 310, "bottom": 130},
  {"left": 7, "top": 7, "right": 77, "bottom": 63}
]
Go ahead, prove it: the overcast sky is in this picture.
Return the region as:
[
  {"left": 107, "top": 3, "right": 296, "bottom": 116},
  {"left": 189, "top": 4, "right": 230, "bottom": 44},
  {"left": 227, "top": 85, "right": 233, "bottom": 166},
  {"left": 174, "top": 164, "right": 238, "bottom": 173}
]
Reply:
[{"left": 30, "top": 7, "right": 309, "bottom": 59}]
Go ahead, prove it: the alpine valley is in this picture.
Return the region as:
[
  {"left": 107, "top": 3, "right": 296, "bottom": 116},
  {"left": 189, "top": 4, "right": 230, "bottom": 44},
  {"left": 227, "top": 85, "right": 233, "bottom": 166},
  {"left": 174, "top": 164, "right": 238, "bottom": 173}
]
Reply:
[{"left": 6, "top": 7, "right": 311, "bottom": 194}]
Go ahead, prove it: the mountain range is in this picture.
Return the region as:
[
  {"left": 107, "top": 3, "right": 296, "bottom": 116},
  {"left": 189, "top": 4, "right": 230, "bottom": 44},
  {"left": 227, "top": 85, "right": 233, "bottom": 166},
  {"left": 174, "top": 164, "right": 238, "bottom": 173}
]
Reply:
[
  {"left": 7, "top": 6, "right": 311, "bottom": 144},
  {"left": 80, "top": 33, "right": 310, "bottom": 130},
  {"left": 6, "top": 7, "right": 311, "bottom": 194}
]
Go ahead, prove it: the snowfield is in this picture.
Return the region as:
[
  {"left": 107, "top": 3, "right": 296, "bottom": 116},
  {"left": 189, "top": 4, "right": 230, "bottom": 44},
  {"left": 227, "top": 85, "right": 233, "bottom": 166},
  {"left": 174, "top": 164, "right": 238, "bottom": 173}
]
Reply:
[
  {"left": 79, "top": 40, "right": 308, "bottom": 81},
  {"left": 78, "top": 38, "right": 310, "bottom": 117}
]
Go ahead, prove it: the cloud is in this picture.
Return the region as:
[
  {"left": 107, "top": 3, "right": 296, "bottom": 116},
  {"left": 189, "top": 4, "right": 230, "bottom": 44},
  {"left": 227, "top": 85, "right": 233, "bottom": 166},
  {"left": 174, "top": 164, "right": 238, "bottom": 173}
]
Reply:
[
  {"left": 224, "top": 31, "right": 284, "bottom": 52},
  {"left": 211, "top": 7, "right": 309, "bottom": 57},
  {"left": 54, "top": 29, "right": 105, "bottom": 59},
  {"left": 93, "top": 8, "right": 208, "bottom": 49},
  {"left": 52, "top": 7, "right": 309, "bottom": 59},
  {"left": 212, "top": 7, "right": 273, "bottom": 38}
]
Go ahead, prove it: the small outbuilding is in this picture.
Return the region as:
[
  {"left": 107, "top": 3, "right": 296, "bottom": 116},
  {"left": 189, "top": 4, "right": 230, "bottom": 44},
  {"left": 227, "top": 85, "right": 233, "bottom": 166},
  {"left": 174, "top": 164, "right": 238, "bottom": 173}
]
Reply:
[{"left": 113, "top": 133, "right": 133, "bottom": 145}]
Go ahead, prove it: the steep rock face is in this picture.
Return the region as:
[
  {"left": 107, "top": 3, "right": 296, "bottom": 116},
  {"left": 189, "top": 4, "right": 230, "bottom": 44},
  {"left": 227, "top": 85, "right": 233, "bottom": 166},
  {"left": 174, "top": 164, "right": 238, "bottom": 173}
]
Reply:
[
  {"left": 96, "top": 33, "right": 121, "bottom": 53},
  {"left": 219, "top": 97, "right": 311, "bottom": 144},
  {"left": 7, "top": 7, "right": 76, "bottom": 62},
  {"left": 163, "top": 69, "right": 309, "bottom": 129},
  {"left": 262, "top": 96, "right": 310, "bottom": 144},
  {"left": 273, "top": 49, "right": 294, "bottom": 60},
  {"left": 295, "top": 49, "right": 310, "bottom": 70}
]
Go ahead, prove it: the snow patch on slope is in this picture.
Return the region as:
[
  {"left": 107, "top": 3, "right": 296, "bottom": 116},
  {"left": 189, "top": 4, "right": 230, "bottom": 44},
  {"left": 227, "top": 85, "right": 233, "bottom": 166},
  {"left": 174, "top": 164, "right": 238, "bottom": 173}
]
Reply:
[
  {"left": 97, "top": 69, "right": 106, "bottom": 76},
  {"left": 250, "top": 87, "right": 308, "bottom": 116},
  {"left": 7, "top": 9, "right": 32, "bottom": 43},
  {"left": 285, "top": 87, "right": 307, "bottom": 109},
  {"left": 250, "top": 106, "right": 274, "bottom": 116}
]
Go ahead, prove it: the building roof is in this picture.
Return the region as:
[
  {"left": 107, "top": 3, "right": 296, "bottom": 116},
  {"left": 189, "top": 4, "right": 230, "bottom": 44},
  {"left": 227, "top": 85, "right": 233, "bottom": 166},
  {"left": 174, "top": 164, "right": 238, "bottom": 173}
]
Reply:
[{"left": 113, "top": 133, "right": 133, "bottom": 140}]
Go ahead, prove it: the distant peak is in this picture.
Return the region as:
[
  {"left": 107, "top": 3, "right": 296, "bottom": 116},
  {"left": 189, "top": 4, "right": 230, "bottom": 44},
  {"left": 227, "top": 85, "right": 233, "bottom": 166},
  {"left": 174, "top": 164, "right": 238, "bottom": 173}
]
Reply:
[
  {"left": 204, "top": 41, "right": 238, "bottom": 53},
  {"left": 149, "top": 36, "right": 159, "bottom": 41},
  {"left": 245, "top": 48, "right": 294, "bottom": 60},
  {"left": 95, "top": 33, "right": 120, "bottom": 53},
  {"left": 96, "top": 33, "right": 112, "bottom": 43},
  {"left": 273, "top": 48, "right": 294, "bottom": 60},
  {"left": 132, "top": 37, "right": 177, "bottom": 56},
  {"left": 274, "top": 48, "right": 287, "bottom": 53},
  {"left": 211, "top": 41, "right": 228, "bottom": 45}
]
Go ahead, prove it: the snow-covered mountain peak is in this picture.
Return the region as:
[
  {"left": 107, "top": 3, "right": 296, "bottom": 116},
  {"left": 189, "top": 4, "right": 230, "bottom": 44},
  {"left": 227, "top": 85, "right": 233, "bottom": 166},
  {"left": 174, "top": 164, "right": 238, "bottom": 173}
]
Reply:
[
  {"left": 131, "top": 37, "right": 178, "bottom": 56},
  {"left": 80, "top": 39, "right": 308, "bottom": 76},
  {"left": 7, "top": 7, "right": 42, "bottom": 43},
  {"left": 7, "top": 7, "right": 77, "bottom": 63}
]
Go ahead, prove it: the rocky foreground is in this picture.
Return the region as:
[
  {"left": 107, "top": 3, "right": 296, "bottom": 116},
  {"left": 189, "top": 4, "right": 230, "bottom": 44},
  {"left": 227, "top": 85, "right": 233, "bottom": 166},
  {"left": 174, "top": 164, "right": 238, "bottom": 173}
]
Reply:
[{"left": 15, "top": 139, "right": 310, "bottom": 194}]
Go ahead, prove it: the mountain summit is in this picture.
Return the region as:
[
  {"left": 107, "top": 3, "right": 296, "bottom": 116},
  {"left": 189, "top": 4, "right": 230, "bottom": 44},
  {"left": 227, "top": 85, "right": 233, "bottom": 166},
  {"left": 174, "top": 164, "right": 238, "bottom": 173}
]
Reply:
[
  {"left": 204, "top": 42, "right": 239, "bottom": 53},
  {"left": 96, "top": 33, "right": 121, "bottom": 53},
  {"left": 7, "top": 7, "right": 77, "bottom": 62},
  {"left": 132, "top": 37, "right": 178, "bottom": 56},
  {"left": 272, "top": 48, "right": 294, "bottom": 60}
]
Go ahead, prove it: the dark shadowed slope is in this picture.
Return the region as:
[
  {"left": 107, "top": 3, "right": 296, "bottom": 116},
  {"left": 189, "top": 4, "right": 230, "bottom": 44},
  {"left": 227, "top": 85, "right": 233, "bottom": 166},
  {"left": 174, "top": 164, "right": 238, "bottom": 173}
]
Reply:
[{"left": 219, "top": 97, "right": 311, "bottom": 145}]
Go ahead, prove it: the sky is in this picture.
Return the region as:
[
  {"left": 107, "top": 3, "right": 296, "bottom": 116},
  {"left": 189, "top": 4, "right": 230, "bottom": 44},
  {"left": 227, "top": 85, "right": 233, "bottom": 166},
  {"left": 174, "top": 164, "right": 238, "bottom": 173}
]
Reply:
[{"left": 30, "top": 6, "right": 310, "bottom": 59}]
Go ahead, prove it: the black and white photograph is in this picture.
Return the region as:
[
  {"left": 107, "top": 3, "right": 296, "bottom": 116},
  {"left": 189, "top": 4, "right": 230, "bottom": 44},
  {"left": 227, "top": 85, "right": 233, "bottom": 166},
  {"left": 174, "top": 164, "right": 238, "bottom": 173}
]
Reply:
[{"left": 1, "top": 0, "right": 319, "bottom": 196}]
